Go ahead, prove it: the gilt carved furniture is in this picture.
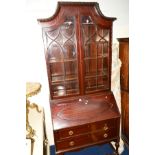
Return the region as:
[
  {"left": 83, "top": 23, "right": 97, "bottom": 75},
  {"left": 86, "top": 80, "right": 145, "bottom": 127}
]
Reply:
[
  {"left": 38, "top": 2, "right": 120, "bottom": 155},
  {"left": 26, "top": 82, "right": 42, "bottom": 155},
  {"left": 26, "top": 82, "right": 49, "bottom": 155}
]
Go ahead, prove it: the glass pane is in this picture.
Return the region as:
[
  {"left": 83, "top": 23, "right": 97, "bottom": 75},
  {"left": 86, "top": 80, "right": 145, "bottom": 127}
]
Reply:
[
  {"left": 103, "top": 42, "right": 109, "bottom": 55},
  {"left": 84, "top": 43, "right": 97, "bottom": 58},
  {"left": 44, "top": 16, "right": 79, "bottom": 97},
  {"left": 97, "top": 76, "right": 108, "bottom": 88},
  {"left": 81, "top": 16, "right": 110, "bottom": 93},
  {"left": 52, "top": 75, "right": 64, "bottom": 83},
  {"left": 103, "top": 57, "right": 108, "bottom": 69},
  {"left": 82, "top": 25, "right": 96, "bottom": 43},
  {"left": 52, "top": 83, "right": 66, "bottom": 97},
  {"left": 65, "top": 61, "right": 77, "bottom": 76},
  {"left": 97, "top": 27, "right": 109, "bottom": 42},
  {"left": 82, "top": 16, "right": 95, "bottom": 41},
  {"left": 85, "top": 59, "right": 97, "bottom": 76},
  {"left": 65, "top": 80, "right": 79, "bottom": 95},
  {"left": 46, "top": 28, "right": 59, "bottom": 40},
  {"left": 97, "top": 58, "right": 108, "bottom": 76},
  {"left": 65, "top": 74, "right": 77, "bottom": 81},
  {"left": 85, "top": 77, "right": 97, "bottom": 91},
  {"left": 61, "top": 16, "right": 75, "bottom": 38},
  {"left": 63, "top": 40, "right": 76, "bottom": 59},
  {"left": 48, "top": 42, "right": 63, "bottom": 62},
  {"left": 50, "top": 62, "right": 64, "bottom": 77},
  {"left": 97, "top": 42, "right": 108, "bottom": 57}
]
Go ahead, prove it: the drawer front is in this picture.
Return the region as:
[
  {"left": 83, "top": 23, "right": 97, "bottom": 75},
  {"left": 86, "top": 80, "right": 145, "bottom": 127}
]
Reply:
[
  {"left": 55, "top": 125, "right": 90, "bottom": 140},
  {"left": 56, "top": 128, "right": 118, "bottom": 151},
  {"left": 56, "top": 134, "right": 91, "bottom": 150},
  {"left": 90, "top": 128, "right": 117, "bottom": 142},
  {"left": 90, "top": 119, "right": 116, "bottom": 131},
  {"left": 55, "top": 118, "right": 118, "bottom": 140}
]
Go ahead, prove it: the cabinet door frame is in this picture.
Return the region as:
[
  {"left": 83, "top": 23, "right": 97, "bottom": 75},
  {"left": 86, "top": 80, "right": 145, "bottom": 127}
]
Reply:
[
  {"left": 78, "top": 14, "right": 112, "bottom": 94},
  {"left": 38, "top": 2, "right": 116, "bottom": 99}
]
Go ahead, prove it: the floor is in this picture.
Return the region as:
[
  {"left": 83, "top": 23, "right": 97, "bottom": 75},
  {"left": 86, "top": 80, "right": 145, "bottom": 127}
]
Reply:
[{"left": 50, "top": 143, "right": 129, "bottom": 155}]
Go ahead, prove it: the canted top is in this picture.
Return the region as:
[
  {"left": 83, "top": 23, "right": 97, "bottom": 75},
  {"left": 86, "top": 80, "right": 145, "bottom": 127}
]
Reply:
[{"left": 37, "top": 2, "right": 116, "bottom": 27}]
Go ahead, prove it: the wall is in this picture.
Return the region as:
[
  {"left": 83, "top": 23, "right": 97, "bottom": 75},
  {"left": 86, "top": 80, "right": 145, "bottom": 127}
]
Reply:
[{"left": 25, "top": 0, "right": 129, "bottom": 145}]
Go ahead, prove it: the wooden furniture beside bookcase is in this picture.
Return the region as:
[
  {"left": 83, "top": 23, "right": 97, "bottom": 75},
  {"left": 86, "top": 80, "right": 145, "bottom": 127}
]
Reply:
[
  {"left": 118, "top": 38, "right": 129, "bottom": 145},
  {"left": 38, "top": 2, "right": 120, "bottom": 155}
]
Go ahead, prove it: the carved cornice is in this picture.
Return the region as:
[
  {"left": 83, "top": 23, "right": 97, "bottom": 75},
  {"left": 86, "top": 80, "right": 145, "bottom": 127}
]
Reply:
[{"left": 37, "top": 2, "right": 116, "bottom": 24}]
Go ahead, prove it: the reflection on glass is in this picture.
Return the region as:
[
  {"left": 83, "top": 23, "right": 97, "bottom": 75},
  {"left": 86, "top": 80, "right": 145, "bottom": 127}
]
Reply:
[
  {"left": 85, "top": 59, "right": 97, "bottom": 76},
  {"left": 52, "top": 83, "right": 66, "bottom": 96},
  {"left": 81, "top": 16, "right": 110, "bottom": 93},
  {"left": 85, "top": 78, "right": 96, "bottom": 89},
  {"left": 66, "top": 80, "right": 79, "bottom": 94},
  {"left": 45, "top": 16, "right": 79, "bottom": 97},
  {"left": 51, "top": 62, "right": 64, "bottom": 77},
  {"left": 63, "top": 40, "right": 76, "bottom": 59},
  {"left": 65, "top": 61, "right": 77, "bottom": 76}
]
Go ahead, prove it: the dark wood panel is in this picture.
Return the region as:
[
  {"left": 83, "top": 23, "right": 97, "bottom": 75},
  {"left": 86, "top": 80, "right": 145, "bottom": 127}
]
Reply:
[
  {"left": 55, "top": 124, "right": 90, "bottom": 140},
  {"left": 118, "top": 38, "right": 129, "bottom": 90},
  {"left": 54, "top": 117, "right": 118, "bottom": 141},
  {"left": 51, "top": 92, "right": 120, "bottom": 130},
  {"left": 55, "top": 128, "right": 118, "bottom": 151},
  {"left": 121, "top": 91, "right": 129, "bottom": 139},
  {"left": 118, "top": 38, "right": 129, "bottom": 145}
]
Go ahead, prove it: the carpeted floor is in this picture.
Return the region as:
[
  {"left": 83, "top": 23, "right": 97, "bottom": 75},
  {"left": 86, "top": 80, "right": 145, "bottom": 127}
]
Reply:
[{"left": 50, "top": 144, "right": 129, "bottom": 155}]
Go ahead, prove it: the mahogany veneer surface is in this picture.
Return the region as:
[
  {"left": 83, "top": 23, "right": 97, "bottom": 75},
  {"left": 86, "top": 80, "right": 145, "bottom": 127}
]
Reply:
[
  {"left": 51, "top": 91, "right": 120, "bottom": 154},
  {"left": 51, "top": 92, "right": 120, "bottom": 130},
  {"left": 118, "top": 38, "right": 129, "bottom": 145}
]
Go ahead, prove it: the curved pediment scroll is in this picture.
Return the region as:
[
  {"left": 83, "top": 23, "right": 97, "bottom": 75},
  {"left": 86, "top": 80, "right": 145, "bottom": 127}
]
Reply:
[{"left": 37, "top": 2, "right": 116, "bottom": 28}]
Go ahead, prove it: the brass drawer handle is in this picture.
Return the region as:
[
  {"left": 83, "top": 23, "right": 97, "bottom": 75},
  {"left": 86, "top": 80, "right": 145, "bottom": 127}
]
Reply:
[
  {"left": 103, "top": 133, "right": 108, "bottom": 138},
  {"left": 103, "top": 124, "right": 109, "bottom": 131},
  {"left": 69, "top": 141, "right": 75, "bottom": 146},
  {"left": 68, "top": 130, "right": 74, "bottom": 136}
]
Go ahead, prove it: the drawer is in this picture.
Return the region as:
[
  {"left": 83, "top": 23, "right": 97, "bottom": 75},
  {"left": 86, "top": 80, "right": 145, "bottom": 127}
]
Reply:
[
  {"left": 90, "top": 119, "right": 116, "bottom": 131},
  {"left": 56, "top": 134, "right": 91, "bottom": 151},
  {"left": 56, "top": 128, "right": 118, "bottom": 151},
  {"left": 90, "top": 128, "right": 117, "bottom": 143},
  {"left": 55, "top": 118, "right": 117, "bottom": 140},
  {"left": 55, "top": 124, "right": 90, "bottom": 140}
]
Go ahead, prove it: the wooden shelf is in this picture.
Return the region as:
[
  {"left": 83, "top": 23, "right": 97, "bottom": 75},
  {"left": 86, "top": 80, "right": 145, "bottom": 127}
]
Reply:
[
  {"left": 84, "top": 54, "right": 108, "bottom": 60},
  {"left": 49, "top": 58, "right": 77, "bottom": 63},
  {"left": 52, "top": 74, "right": 78, "bottom": 83}
]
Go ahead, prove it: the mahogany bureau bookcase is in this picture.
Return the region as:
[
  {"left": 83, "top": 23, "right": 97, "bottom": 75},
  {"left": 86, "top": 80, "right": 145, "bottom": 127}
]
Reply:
[{"left": 38, "top": 2, "right": 120, "bottom": 155}]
